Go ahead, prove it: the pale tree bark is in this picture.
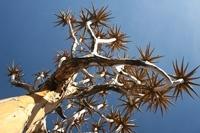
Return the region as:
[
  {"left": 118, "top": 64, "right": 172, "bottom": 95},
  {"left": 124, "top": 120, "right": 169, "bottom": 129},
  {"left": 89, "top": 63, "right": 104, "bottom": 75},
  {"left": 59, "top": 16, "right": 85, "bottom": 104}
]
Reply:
[
  {"left": 0, "top": 90, "right": 61, "bottom": 132},
  {"left": 0, "top": 90, "right": 50, "bottom": 133},
  {"left": 0, "top": 83, "right": 78, "bottom": 133}
]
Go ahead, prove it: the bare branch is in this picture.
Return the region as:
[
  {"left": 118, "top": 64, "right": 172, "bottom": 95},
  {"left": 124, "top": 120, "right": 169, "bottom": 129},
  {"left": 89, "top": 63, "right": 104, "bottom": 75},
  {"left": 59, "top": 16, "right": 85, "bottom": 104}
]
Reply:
[
  {"left": 81, "top": 68, "right": 94, "bottom": 78},
  {"left": 67, "top": 13, "right": 80, "bottom": 57},
  {"left": 34, "top": 70, "right": 50, "bottom": 89},
  {"left": 58, "top": 56, "right": 67, "bottom": 68},
  {"left": 113, "top": 65, "right": 141, "bottom": 85},
  {"left": 74, "top": 84, "right": 126, "bottom": 98},
  {"left": 55, "top": 106, "right": 66, "bottom": 119},
  {"left": 82, "top": 99, "right": 114, "bottom": 123},
  {"left": 10, "top": 75, "right": 34, "bottom": 93},
  {"left": 86, "top": 21, "right": 116, "bottom": 56},
  {"left": 68, "top": 57, "right": 173, "bottom": 84}
]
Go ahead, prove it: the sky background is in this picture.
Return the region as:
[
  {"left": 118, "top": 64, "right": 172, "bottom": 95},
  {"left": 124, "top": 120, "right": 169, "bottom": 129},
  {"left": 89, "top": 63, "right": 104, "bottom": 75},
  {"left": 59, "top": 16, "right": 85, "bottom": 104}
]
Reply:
[{"left": 0, "top": 0, "right": 200, "bottom": 133}]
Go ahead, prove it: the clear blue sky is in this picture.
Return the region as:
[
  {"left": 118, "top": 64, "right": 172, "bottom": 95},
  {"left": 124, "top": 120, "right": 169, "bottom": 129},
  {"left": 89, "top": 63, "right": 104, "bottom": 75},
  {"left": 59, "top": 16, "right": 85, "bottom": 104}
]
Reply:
[{"left": 0, "top": 0, "right": 200, "bottom": 133}]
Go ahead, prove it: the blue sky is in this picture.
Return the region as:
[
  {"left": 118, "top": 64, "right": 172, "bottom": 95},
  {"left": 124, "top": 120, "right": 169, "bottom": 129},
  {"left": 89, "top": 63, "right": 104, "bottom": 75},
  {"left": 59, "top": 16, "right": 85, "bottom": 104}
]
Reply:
[{"left": 0, "top": 0, "right": 200, "bottom": 133}]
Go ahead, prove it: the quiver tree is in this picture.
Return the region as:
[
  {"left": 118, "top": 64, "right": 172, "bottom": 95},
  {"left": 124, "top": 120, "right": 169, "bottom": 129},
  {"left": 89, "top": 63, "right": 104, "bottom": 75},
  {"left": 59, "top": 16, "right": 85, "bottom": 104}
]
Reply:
[{"left": 0, "top": 5, "right": 199, "bottom": 133}]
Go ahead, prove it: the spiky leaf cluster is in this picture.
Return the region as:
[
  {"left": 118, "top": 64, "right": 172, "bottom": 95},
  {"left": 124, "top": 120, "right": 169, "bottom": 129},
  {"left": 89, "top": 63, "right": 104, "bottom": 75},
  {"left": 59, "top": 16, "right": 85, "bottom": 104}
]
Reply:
[
  {"left": 91, "top": 119, "right": 106, "bottom": 133},
  {"left": 34, "top": 70, "right": 50, "bottom": 79},
  {"left": 8, "top": 63, "right": 23, "bottom": 80},
  {"left": 107, "top": 26, "right": 128, "bottom": 52},
  {"left": 55, "top": 10, "right": 76, "bottom": 27},
  {"left": 171, "top": 59, "right": 200, "bottom": 99},
  {"left": 124, "top": 66, "right": 147, "bottom": 81},
  {"left": 119, "top": 97, "right": 141, "bottom": 114},
  {"left": 55, "top": 50, "right": 71, "bottom": 65},
  {"left": 108, "top": 110, "right": 136, "bottom": 133},
  {"left": 137, "top": 43, "right": 163, "bottom": 63},
  {"left": 86, "top": 5, "right": 111, "bottom": 28},
  {"left": 140, "top": 73, "right": 172, "bottom": 114}
]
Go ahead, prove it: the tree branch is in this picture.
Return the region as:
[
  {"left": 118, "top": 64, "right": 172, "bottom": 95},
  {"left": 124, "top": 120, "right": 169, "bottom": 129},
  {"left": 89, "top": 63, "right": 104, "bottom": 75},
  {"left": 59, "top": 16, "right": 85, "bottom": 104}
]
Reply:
[
  {"left": 86, "top": 21, "right": 116, "bottom": 56},
  {"left": 74, "top": 84, "right": 126, "bottom": 98},
  {"left": 68, "top": 57, "right": 172, "bottom": 84},
  {"left": 67, "top": 14, "right": 80, "bottom": 57},
  {"left": 113, "top": 65, "right": 141, "bottom": 85},
  {"left": 10, "top": 75, "right": 34, "bottom": 93}
]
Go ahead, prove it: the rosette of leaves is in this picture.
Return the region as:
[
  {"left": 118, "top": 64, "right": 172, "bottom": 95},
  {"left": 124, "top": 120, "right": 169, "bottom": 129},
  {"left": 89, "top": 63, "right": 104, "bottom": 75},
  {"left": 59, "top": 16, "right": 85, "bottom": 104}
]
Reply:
[
  {"left": 171, "top": 58, "right": 200, "bottom": 99},
  {"left": 86, "top": 5, "right": 112, "bottom": 28},
  {"left": 91, "top": 119, "right": 106, "bottom": 133},
  {"left": 141, "top": 72, "right": 172, "bottom": 115},
  {"left": 8, "top": 63, "right": 23, "bottom": 81},
  {"left": 107, "top": 109, "right": 136, "bottom": 133},
  {"left": 54, "top": 50, "right": 71, "bottom": 65},
  {"left": 119, "top": 97, "right": 141, "bottom": 114},
  {"left": 137, "top": 43, "right": 163, "bottom": 63},
  {"left": 107, "top": 25, "right": 128, "bottom": 52},
  {"left": 55, "top": 10, "right": 75, "bottom": 27}
]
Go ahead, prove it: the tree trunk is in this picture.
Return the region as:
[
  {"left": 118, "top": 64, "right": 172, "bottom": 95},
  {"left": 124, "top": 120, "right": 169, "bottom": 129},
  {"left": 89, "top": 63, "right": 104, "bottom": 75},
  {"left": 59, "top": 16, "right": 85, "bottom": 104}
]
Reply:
[{"left": 0, "top": 89, "right": 61, "bottom": 133}]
